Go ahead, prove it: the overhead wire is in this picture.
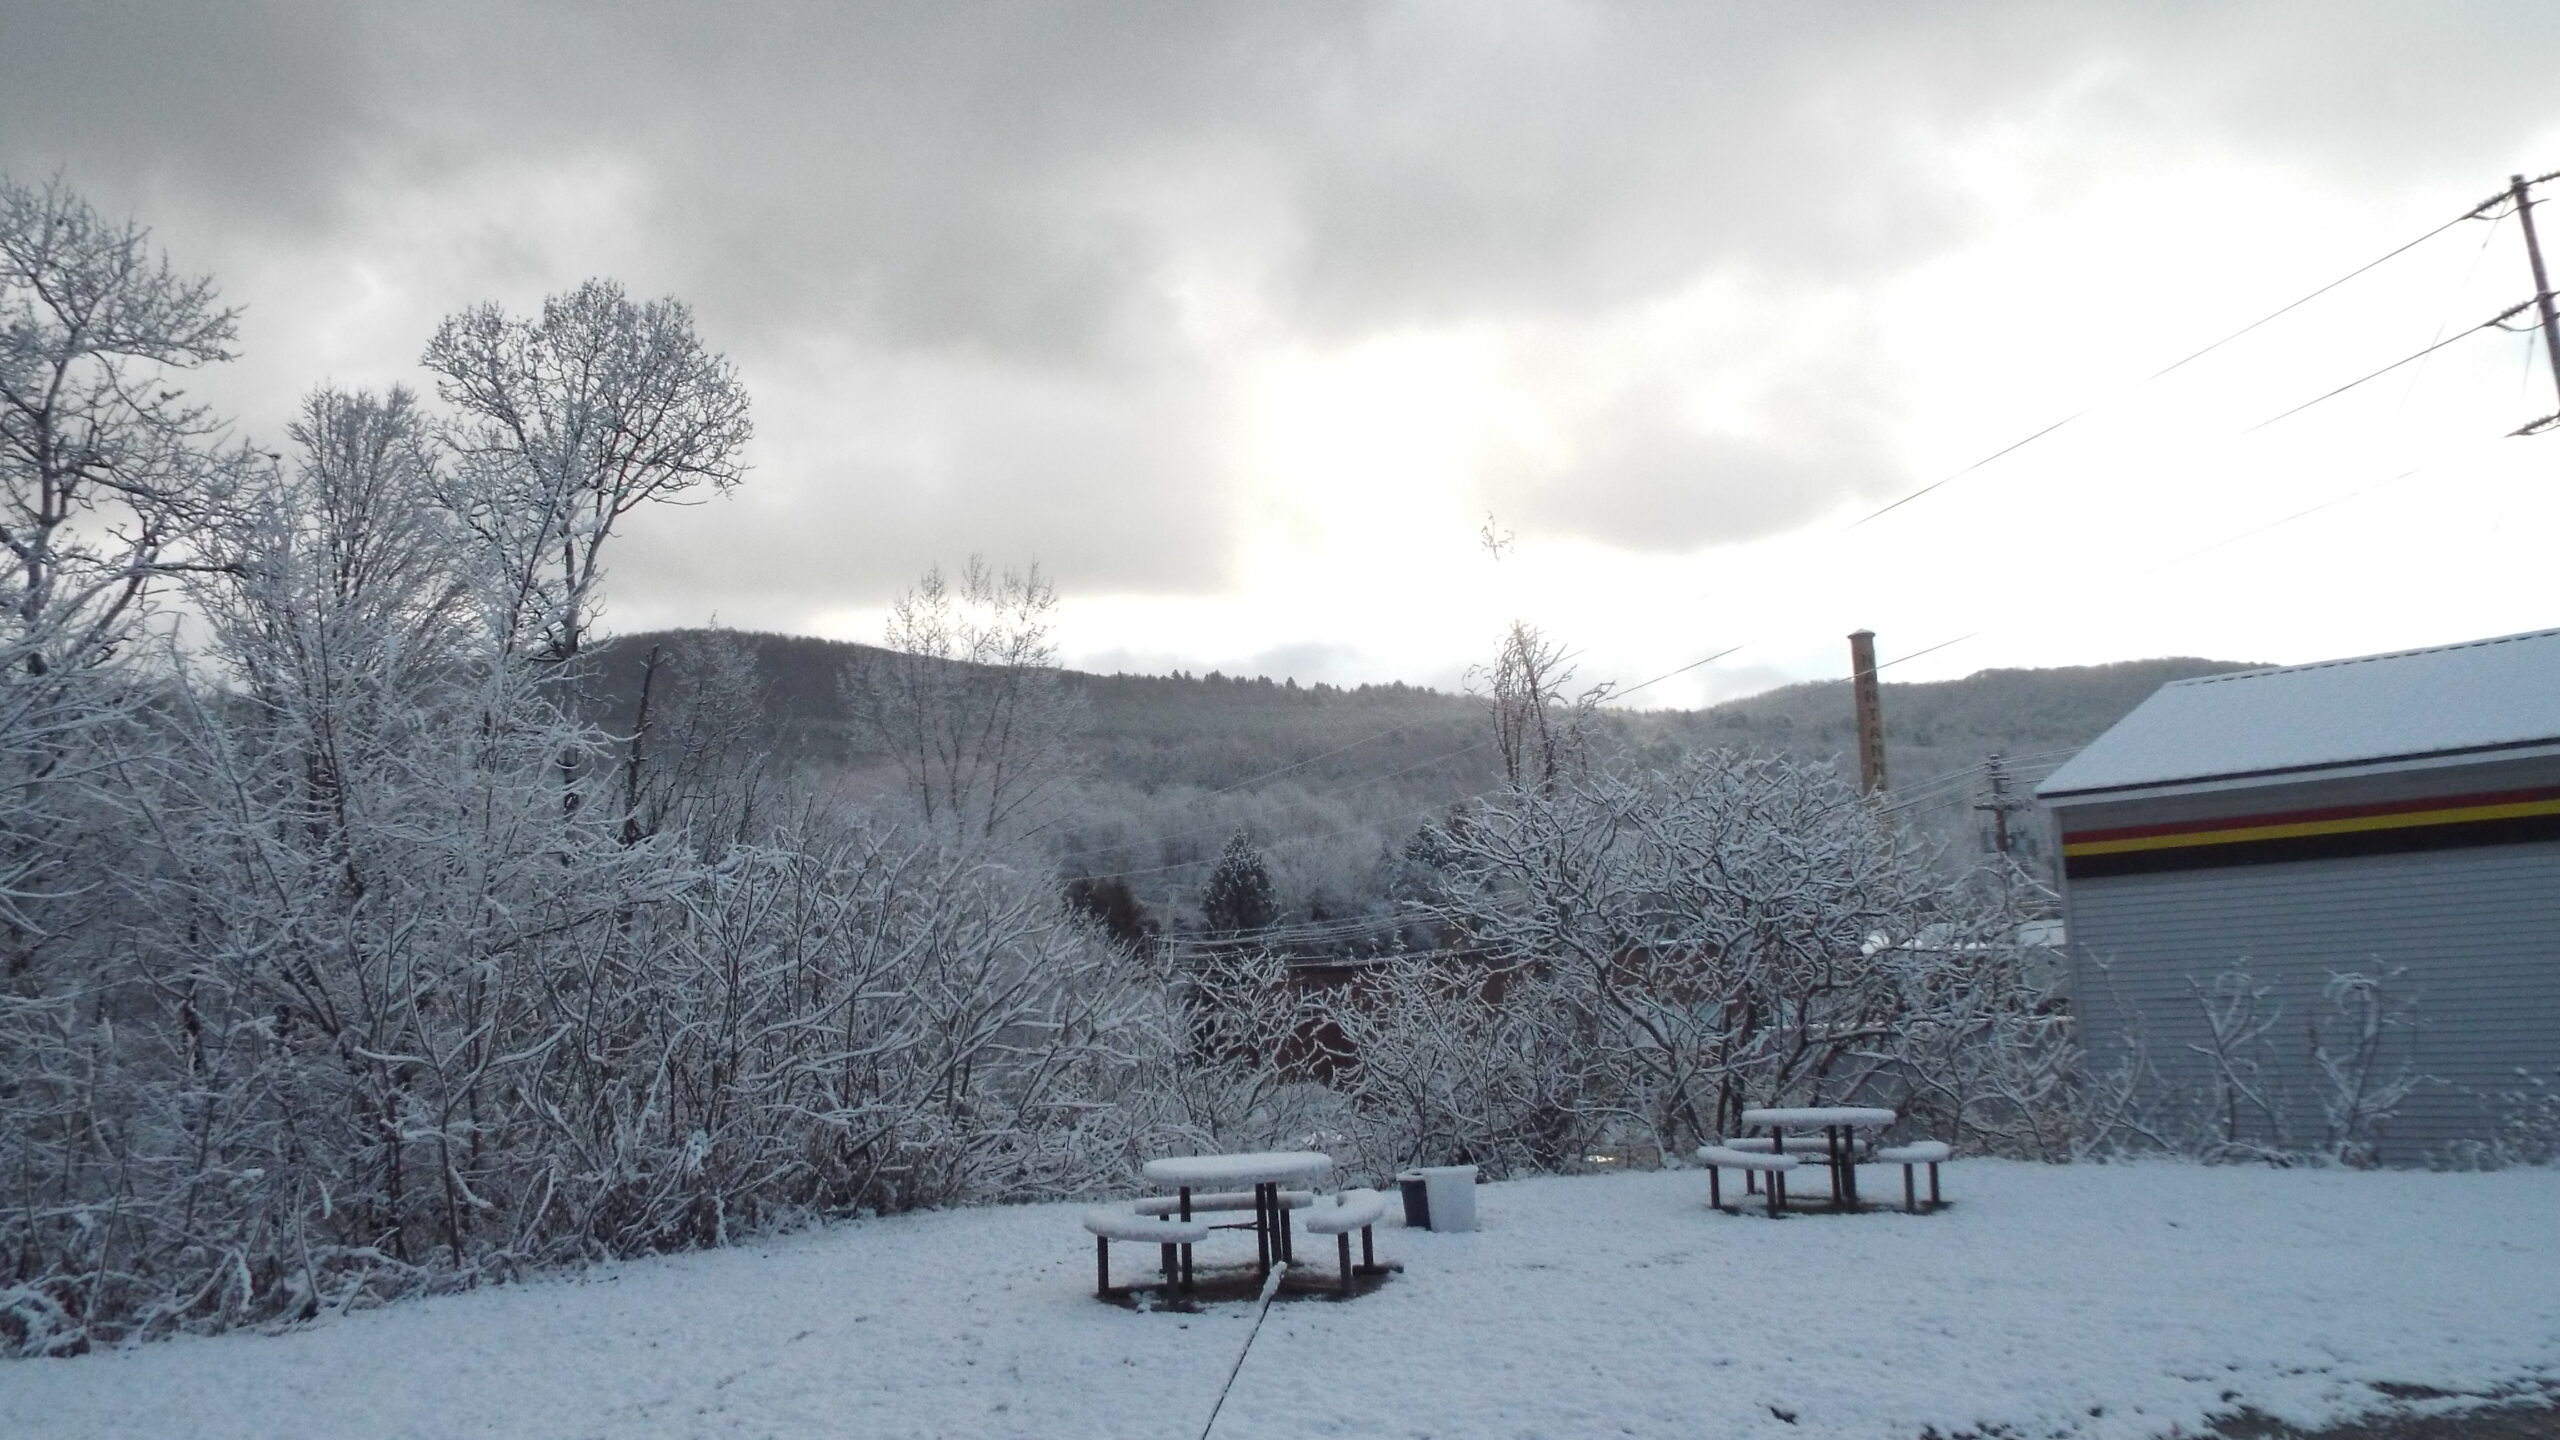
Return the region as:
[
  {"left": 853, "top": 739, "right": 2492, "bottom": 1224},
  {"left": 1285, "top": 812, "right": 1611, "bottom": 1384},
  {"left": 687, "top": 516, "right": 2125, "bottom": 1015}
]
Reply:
[
  {"left": 1855, "top": 296, "right": 2527, "bottom": 681},
  {"left": 1095, "top": 737, "right": 1495, "bottom": 884},
  {"left": 1617, "top": 197, "right": 2506, "bottom": 707},
  {"left": 1152, "top": 743, "right": 2129, "bottom": 959},
  {"left": 2139, "top": 208, "right": 2483, "bottom": 383},
  {"left": 2403, "top": 206, "right": 2511, "bottom": 417},
  {"left": 1603, "top": 641, "right": 1756, "bottom": 705},
  {"left": 1835, "top": 201, "right": 2493, "bottom": 536},
  {"left": 1085, "top": 647, "right": 1599, "bottom": 836},
  {"left": 1848, "top": 422, "right": 2501, "bottom": 681},
  {"left": 2240, "top": 298, "right": 2535, "bottom": 434}
]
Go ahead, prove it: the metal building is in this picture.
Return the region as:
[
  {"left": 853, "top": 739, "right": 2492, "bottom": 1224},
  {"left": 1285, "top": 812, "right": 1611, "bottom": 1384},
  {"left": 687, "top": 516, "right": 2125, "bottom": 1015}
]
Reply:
[{"left": 2036, "top": 628, "right": 2560, "bottom": 1160}]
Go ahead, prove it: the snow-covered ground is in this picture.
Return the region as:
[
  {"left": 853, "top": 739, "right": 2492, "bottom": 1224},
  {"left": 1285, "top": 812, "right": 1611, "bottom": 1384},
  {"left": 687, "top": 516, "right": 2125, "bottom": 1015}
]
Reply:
[{"left": 8, "top": 1161, "right": 2557, "bottom": 1440}]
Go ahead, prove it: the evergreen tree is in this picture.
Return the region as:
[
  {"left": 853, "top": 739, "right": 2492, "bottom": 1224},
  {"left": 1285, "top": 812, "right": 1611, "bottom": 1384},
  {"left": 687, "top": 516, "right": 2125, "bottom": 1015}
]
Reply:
[{"left": 1200, "top": 830, "right": 1278, "bottom": 936}]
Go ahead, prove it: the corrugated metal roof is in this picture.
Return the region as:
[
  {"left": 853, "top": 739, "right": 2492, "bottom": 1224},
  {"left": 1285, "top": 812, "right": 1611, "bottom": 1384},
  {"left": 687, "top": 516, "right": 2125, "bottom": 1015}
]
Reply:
[{"left": 2037, "top": 627, "right": 2560, "bottom": 799}]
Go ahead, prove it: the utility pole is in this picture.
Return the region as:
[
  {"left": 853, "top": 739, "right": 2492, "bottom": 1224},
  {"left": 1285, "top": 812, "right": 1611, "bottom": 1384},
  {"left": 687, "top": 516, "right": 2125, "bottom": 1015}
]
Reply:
[
  {"left": 2508, "top": 171, "right": 2560, "bottom": 431},
  {"left": 1847, "top": 630, "right": 1887, "bottom": 795},
  {"left": 1974, "top": 750, "right": 2025, "bottom": 855}
]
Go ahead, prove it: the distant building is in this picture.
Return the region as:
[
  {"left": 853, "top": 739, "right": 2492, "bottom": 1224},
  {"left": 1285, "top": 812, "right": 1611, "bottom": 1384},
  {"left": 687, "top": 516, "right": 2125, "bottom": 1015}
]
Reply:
[{"left": 2036, "top": 628, "right": 2560, "bottom": 1160}]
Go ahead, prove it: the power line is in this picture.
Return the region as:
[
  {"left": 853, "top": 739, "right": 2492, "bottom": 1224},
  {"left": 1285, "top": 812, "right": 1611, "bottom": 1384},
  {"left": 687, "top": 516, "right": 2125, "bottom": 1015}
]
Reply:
[
  {"left": 1854, "top": 304, "right": 2528, "bottom": 679},
  {"left": 1843, "top": 412, "right": 2092, "bottom": 534},
  {"left": 2241, "top": 299, "right": 2535, "bottom": 435},
  {"left": 1141, "top": 734, "right": 2040, "bottom": 941},
  {"left": 1835, "top": 200, "right": 2492, "bottom": 537},
  {"left": 1628, "top": 202, "right": 2505, "bottom": 702},
  {"left": 2140, "top": 209, "right": 2482, "bottom": 383},
  {"left": 1605, "top": 641, "right": 1756, "bottom": 704},
  {"left": 1196, "top": 706, "right": 1476, "bottom": 798},
  {"left": 1154, "top": 749, "right": 2053, "bottom": 955},
  {"left": 1094, "top": 637, "right": 1777, "bottom": 886},
  {"left": 2394, "top": 206, "right": 2510, "bottom": 419},
  {"left": 1631, "top": 189, "right": 2551, "bottom": 708},
  {"left": 1849, "top": 429, "right": 2488, "bottom": 681},
  {"left": 1111, "top": 646, "right": 1607, "bottom": 816},
  {"left": 1872, "top": 631, "right": 1980, "bottom": 676}
]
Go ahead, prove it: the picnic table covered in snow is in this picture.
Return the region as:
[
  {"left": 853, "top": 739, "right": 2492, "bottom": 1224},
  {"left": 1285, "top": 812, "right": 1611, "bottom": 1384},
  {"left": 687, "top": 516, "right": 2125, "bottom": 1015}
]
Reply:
[
  {"left": 1737, "top": 1107, "right": 1895, "bottom": 1208},
  {"left": 1140, "top": 1150, "right": 1334, "bottom": 1280}
]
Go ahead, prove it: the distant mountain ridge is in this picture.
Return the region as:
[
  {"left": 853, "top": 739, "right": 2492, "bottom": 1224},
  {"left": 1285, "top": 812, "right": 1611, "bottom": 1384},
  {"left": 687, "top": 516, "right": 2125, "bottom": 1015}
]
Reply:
[
  {"left": 586, "top": 628, "right": 2250, "bottom": 791},
  {"left": 580, "top": 628, "right": 1492, "bottom": 789},
  {"left": 579, "top": 629, "right": 2254, "bottom": 903}
]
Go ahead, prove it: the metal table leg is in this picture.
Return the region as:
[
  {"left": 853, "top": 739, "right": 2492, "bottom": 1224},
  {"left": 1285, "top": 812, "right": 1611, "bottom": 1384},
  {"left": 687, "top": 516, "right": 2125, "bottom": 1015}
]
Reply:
[{"left": 1179, "top": 1186, "right": 1196, "bottom": 1287}]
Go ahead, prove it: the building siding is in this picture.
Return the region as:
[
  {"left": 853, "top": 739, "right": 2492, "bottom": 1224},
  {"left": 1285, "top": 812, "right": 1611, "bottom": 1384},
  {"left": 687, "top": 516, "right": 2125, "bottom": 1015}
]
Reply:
[{"left": 2064, "top": 840, "right": 2560, "bottom": 1161}]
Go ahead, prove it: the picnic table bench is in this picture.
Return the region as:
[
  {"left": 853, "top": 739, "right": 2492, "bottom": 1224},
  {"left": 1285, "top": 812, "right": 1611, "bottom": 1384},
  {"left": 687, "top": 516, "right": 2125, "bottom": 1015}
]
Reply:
[
  {"left": 1081, "top": 1209, "right": 1212, "bottom": 1299},
  {"left": 1693, "top": 1145, "right": 1799, "bottom": 1217},
  {"left": 1873, "top": 1140, "right": 1953, "bottom": 1213},
  {"left": 1299, "top": 1188, "right": 1389, "bottom": 1294}
]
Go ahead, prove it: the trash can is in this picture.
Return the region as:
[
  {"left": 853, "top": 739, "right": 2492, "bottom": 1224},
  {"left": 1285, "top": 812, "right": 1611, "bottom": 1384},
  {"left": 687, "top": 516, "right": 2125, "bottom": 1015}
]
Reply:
[
  {"left": 1415, "top": 1164, "right": 1479, "bottom": 1232},
  {"left": 1395, "top": 1172, "right": 1430, "bottom": 1228}
]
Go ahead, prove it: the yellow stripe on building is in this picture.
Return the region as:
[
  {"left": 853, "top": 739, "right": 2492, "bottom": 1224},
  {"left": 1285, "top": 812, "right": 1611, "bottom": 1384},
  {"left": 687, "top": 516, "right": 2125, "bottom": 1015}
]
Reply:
[{"left": 2063, "top": 797, "right": 2560, "bottom": 858}]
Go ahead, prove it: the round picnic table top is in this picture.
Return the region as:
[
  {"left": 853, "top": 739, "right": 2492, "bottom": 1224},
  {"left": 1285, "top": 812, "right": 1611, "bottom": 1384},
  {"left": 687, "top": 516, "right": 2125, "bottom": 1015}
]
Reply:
[
  {"left": 1142, "top": 1150, "right": 1334, "bottom": 1188},
  {"left": 1739, "top": 1106, "right": 1897, "bottom": 1128}
]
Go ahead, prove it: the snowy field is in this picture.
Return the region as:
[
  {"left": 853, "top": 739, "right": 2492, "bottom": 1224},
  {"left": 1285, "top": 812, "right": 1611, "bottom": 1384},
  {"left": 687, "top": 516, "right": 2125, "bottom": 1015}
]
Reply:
[{"left": 7, "top": 1160, "right": 2558, "bottom": 1440}]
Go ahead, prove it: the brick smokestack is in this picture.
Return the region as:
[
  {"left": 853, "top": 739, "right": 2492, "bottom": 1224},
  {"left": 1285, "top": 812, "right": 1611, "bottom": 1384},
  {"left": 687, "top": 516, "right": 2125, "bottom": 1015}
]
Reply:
[{"left": 1848, "top": 629, "right": 1887, "bottom": 794}]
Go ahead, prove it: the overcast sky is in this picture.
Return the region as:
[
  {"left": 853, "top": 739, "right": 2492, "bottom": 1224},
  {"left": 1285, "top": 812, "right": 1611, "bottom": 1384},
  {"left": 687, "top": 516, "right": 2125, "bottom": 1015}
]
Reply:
[{"left": 7, "top": 1, "right": 2558, "bottom": 704}]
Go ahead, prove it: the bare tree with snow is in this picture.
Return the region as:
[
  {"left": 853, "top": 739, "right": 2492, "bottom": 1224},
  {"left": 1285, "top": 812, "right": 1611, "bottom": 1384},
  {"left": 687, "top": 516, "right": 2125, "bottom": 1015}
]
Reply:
[
  {"left": 847, "top": 556, "right": 1082, "bottom": 844},
  {"left": 420, "top": 278, "right": 751, "bottom": 665},
  {"left": 1471, "top": 620, "right": 1607, "bottom": 794},
  {"left": 0, "top": 173, "right": 247, "bottom": 678}
]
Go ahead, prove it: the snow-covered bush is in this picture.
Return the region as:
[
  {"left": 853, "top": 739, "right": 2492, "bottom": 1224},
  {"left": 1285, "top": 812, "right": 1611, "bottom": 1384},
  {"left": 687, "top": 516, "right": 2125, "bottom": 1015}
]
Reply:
[
  {"left": 1124, "top": 945, "right": 1345, "bottom": 1156},
  {"left": 2075, "top": 962, "right": 2428, "bottom": 1166},
  {"left": 1, "top": 658, "right": 1183, "bottom": 1353},
  {"left": 2469, "top": 1069, "right": 2560, "bottom": 1168},
  {"left": 0, "top": 207, "right": 1201, "bottom": 1352},
  {"left": 1331, "top": 955, "right": 1626, "bottom": 1176},
  {"left": 1349, "top": 749, "right": 2072, "bottom": 1167}
]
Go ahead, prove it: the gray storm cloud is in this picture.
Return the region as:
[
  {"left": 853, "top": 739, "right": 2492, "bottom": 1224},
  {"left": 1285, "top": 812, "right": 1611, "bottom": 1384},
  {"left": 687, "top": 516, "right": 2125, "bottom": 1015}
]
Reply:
[{"left": 6, "top": 0, "right": 2557, "bottom": 632}]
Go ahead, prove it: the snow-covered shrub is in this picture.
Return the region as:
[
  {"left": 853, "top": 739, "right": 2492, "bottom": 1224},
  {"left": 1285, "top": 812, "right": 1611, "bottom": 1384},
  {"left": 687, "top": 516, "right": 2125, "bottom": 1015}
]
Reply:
[
  {"left": 2469, "top": 1069, "right": 2560, "bottom": 1168},
  {"left": 0, "top": 372, "right": 1191, "bottom": 1354},
  {"left": 1330, "top": 956, "right": 1627, "bottom": 1177},
  {"left": 624, "top": 820, "right": 1170, "bottom": 1222},
  {"left": 1105, "top": 945, "right": 1347, "bottom": 1161},
  {"left": 2076, "top": 962, "right": 2428, "bottom": 1166},
  {"left": 1362, "top": 750, "right": 2071, "bottom": 1166},
  {"left": 0, "top": 701, "right": 1183, "bottom": 1354},
  {"left": 2307, "top": 970, "right": 2424, "bottom": 1167}
]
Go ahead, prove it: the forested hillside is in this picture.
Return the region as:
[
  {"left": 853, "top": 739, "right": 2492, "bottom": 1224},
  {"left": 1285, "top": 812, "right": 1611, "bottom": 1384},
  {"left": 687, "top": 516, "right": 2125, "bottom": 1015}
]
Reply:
[{"left": 583, "top": 630, "right": 2255, "bottom": 925}]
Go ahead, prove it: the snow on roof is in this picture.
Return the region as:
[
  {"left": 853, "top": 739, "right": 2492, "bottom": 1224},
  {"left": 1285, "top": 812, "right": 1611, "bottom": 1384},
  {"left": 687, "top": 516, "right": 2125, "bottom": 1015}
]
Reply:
[{"left": 2037, "top": 627, "right": 2560, "bottom": 799}]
